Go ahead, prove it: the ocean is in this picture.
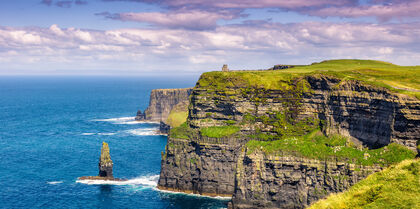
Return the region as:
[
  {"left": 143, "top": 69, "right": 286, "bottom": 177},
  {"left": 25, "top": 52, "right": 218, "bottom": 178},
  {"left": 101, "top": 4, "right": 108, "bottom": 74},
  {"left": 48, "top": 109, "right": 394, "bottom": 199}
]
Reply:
[{"left": 0, "top": 76, "right": 230, "bottom": 209}]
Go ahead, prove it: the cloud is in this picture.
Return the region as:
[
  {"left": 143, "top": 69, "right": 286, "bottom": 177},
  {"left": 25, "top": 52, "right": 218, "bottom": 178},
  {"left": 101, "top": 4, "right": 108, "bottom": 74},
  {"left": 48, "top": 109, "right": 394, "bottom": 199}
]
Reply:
[
  {"left": 1, "top": 22, "right": 420, "bottom": 75},
  {"left": 307, "top": 0, "right": 420, "bottom": 21},
  {"left": 101, "top": 0, "right": 420, "bottom": 22},
  {"left": 41, "top": 0, "right": 87, "bottom": 8},
  {"left": 97, "top": 9, "right": 244, "bottom": 30},
  {"left": 102, "top": 0, "right": 356, "bottom": 9}
]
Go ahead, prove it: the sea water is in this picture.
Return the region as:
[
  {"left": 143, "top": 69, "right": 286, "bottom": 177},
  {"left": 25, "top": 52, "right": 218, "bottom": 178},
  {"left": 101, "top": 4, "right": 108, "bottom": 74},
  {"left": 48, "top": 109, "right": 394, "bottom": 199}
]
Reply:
[{"left": 0, "top": 76, "right": 230, "bottom": 209}]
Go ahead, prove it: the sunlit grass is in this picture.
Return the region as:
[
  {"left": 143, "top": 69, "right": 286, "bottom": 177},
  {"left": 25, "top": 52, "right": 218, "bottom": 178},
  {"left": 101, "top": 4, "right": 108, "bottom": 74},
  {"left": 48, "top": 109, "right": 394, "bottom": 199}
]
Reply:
[
  {"left": 307, "top": 158, "right": 420, "bottom": 209},
  {"left": 246, "top": 130, "right": 416, "bottom": 166}
]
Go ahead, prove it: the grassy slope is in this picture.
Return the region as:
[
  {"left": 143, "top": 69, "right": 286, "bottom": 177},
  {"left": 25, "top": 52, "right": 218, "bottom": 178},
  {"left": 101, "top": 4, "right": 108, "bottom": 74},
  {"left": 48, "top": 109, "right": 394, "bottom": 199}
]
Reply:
[
  {"left": 200, "top": 126, "right": 240, "bottom": 138},
  {"left": 166, "top": 102, "right": 189, "bottom": 128},
  {"left": 198, "top": 59, "right": 420, "bottom": 99},
  {"left": 246, "top": 130, "right": 416, "bottom": 166},
  {"left": 307, "top": 158, "right": 420, "bottom": 209},
  {"left": 166, "top": 110, "right": 188, "bottom": 128}
]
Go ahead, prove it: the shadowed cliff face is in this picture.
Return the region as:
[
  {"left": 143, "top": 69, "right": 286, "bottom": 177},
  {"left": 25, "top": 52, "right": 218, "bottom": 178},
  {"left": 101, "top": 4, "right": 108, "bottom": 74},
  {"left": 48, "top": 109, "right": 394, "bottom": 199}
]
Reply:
[
  {"left": 158, "top": 74, "right": 419, "bottom": 208},
  {"left": 143, "top": 88, "right": 192, "bottom": 122}
]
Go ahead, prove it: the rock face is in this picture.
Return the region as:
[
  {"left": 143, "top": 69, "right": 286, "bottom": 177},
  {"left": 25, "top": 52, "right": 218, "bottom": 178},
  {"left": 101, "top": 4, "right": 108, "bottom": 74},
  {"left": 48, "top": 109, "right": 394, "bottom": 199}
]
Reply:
[
  {"left": 231, "top": 153, "right": 381, "bottom": 209},
  {"left": 158, "top": 74, "right": 420, "bottom": 208},
  {"left": 79, "top": 142, "right": 125, "bottom": 181},
  {"left": 135, "top": 110, "right": 146, "bottom": 120},
  {"left": 99, "top": 142, "right": 113, "bottom": 178},
  {"left": 141, "top": 88, "right": 192, "bottom": 122},
  {"left": 159, "top": 121, "right": 171, "bottom": 135}
]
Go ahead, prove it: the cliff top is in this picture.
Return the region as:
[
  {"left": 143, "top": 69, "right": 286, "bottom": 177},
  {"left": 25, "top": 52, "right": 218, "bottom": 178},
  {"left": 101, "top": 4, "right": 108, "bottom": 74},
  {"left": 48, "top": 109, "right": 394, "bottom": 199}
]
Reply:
[
  {"left": 198, "top": 59, "right": 420, "bottom": 99},
  {"left": 151, "top": 88, "right": 193, "bottom": 92},
  {"left": 308, "top": 158, "right": 420, "bottom": 209}
]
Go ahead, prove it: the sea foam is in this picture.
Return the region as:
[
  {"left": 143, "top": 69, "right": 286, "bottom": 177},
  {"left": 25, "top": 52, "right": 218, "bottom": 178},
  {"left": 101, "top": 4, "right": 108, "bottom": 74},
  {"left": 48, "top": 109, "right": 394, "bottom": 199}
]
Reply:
[
  {"left": 93, "top": 117, "right": 159, "bottom": 125},
  {"left": 47, "top": 181, "right": 63, "bottom": 185},
  {"left": 155, "top": 188, "right": 232, "bottom": 200},
  {"left": 126, "top": 128, "right": 163, "bottom": 136},
  {"left": 76, "top": 175, "right": 159, "bottom": 186}
]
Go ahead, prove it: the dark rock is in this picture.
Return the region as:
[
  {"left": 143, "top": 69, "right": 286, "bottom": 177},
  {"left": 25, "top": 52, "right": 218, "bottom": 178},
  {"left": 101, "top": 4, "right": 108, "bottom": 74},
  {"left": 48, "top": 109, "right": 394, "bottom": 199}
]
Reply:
[
  {"left": 135, "top": 110, "right": 146, "bottom": 120},
  {"left": 270, "top": 65, "right": 294, "bottom": 70},
  {"left": 159, "top": 121, "right": 171, "bottom": 135}
]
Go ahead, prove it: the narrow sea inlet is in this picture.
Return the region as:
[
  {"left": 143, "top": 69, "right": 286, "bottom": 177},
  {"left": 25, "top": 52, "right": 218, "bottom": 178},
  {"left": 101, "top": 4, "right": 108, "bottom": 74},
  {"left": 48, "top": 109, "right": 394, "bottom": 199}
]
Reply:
[{"left": 0, "top": 76, "right": 229, "bottom": 209}]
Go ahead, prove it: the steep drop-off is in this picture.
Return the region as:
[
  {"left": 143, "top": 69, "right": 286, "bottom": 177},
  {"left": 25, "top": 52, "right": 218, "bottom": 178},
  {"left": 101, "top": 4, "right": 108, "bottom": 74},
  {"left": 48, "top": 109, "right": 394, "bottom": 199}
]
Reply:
[
  {"left": 158, "top": 60, "right": 419, "bottom": 208},
  {"left": 136, "top": 88, "right": 192, "bottom": 133}
]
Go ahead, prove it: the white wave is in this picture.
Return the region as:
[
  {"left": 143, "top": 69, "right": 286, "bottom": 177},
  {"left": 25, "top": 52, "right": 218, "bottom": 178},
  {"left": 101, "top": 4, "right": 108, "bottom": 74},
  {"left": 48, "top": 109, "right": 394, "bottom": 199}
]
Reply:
[
  {"left": 93, "top": 117, "right": 134, "bottom": 122},
  {"left": 76, "top": 175, "right": 159, "bottom": 186},
  {"left": 98, "top": 133, "right": 116, "bottom": 136},
  {"left": 47, "top": 181, "right": 63, "bottom": 185},
  {"left": 81, "top": 132, "right": 116, "bottom": 136},
  {"left": 155, "top": 188, "right": 232, "bottom": 200},
  {"left": 93, "top": 116, "right": 159, "bottom": 125},
  {"left": 126, "top": 128, "right": 164, "bottom": 136},
  {"left": 81, "top": 133, "right": 95, "bottom": 136}
]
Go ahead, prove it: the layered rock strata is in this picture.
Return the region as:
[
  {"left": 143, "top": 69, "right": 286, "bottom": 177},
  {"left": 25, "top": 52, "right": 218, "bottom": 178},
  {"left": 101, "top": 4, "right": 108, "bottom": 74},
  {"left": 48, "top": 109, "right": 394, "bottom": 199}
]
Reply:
[
  {"left": 158, "top": 74, "right": 419, "bottom": 208},
  {"left": 230, "top": 153, "right": 381, "bottom": 209},
  {"left": 139, "top": 88, "right": 192, "bottom": 122},
  {"left": 136, "top": 88, "right": 192, "bottom": 134}
]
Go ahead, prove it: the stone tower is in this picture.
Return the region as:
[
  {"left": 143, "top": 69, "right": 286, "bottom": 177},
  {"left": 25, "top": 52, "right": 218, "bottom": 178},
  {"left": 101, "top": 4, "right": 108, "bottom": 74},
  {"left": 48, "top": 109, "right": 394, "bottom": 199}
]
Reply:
[
  {"left": 98, "top": 142, "right": 113, "bottom": 178},
  {"left": 222, "top": 64, "right": 229, "bottom": 72}
]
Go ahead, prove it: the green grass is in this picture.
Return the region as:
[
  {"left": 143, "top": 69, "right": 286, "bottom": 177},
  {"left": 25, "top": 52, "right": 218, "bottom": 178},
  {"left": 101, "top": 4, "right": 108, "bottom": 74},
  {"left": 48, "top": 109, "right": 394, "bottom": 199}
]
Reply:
[
  {"left": 246, "top": 130, "right": 416, "bottom": 166},
  {"left": 169, "top": 122, "right": 192, "bottom": 139},
  {"left": 198, "top": 59, "right": 420, "bottom": 99},
  {"left": 166, "top": 101, "right": 189, "bottom": 128},
  {"left": 308, "top": 158, "right": 420, "bottom": 209},
  {"left": 166, "top": 110, "right": 188, "bottom": 128},
  {"left": 200, "top": 125, "right": 240, "bottom": 138}
]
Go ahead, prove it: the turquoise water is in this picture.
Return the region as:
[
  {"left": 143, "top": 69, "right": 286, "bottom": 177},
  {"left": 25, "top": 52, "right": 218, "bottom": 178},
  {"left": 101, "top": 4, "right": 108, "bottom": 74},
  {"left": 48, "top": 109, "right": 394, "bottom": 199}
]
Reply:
[{"left": 0, "top": 76, "right": 229, "bottom": 209}]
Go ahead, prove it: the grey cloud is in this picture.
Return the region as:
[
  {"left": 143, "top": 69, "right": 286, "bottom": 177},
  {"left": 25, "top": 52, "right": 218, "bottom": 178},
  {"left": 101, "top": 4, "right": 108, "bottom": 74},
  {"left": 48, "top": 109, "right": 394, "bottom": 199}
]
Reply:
[{"left": 41, "top": 0, "right": 88, "bottom": 7}]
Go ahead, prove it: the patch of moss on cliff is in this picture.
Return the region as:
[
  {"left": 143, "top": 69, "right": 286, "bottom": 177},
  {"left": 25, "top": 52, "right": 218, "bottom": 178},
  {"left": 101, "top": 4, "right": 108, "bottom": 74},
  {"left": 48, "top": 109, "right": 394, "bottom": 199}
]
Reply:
[
  {"left": 200, "top": 125, "right": 240, "bottom": 138},
  {"left": 246, "top": 130, "right": 416, "bottom": 166},
  {"left": 308, "top": 159, "right": 420, "bottom": 209},
  {"left": 169, "top": 122, "right": 193, "bottom": 139}
]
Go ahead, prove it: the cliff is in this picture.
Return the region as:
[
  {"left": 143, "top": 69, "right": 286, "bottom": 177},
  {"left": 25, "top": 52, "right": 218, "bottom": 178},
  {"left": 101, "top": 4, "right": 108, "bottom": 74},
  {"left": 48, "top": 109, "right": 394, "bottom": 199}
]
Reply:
[
  {"left": 136, "top": 88, "right": 192, "bottom": 134},
  {"left": 142, "top": 88, "right": 192, "bottom": 122},
  {"left": 158, "top": 60, "right": 420, "bottom": 208}
]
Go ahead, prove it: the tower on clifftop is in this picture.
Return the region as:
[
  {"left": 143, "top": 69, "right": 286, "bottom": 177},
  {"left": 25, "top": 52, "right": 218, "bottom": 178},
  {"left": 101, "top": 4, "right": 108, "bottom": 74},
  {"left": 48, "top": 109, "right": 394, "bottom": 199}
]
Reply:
[{"left": 222, "top": 64, "right": 229, "bottom": 72}]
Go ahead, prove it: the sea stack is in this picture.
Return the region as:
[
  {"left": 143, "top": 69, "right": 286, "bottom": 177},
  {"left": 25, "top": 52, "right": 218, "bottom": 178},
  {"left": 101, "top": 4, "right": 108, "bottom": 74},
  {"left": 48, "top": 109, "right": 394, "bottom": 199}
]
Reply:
[
  {"left": 98, "top": 142, "right": 113, "bottom": 178},
  {"left": 78, "top": 142, "right": 124, "bottom": 181}
]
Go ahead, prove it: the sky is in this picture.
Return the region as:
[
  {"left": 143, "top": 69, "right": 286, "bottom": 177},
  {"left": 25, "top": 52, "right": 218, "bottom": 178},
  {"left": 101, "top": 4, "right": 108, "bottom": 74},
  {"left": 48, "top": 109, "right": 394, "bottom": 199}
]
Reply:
[{"left": 1, "top": 0, "right": 420, "bottom": 75}]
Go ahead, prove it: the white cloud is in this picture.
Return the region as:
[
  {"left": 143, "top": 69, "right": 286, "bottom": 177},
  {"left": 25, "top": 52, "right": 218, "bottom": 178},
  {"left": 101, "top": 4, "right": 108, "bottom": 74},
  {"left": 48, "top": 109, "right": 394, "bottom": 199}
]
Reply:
[{"left": 0, "top": 22, "right": 419, "bottom": 75}]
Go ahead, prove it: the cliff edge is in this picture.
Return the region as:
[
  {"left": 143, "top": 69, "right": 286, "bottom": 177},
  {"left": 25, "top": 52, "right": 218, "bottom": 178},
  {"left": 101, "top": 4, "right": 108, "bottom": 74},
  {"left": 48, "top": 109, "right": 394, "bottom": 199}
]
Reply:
[
  {"left": 136, "top": 88, "right": 192, "bottom": 133},
  {"left": 137, "top": 88, "right": 192, "bottom": 122}
]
